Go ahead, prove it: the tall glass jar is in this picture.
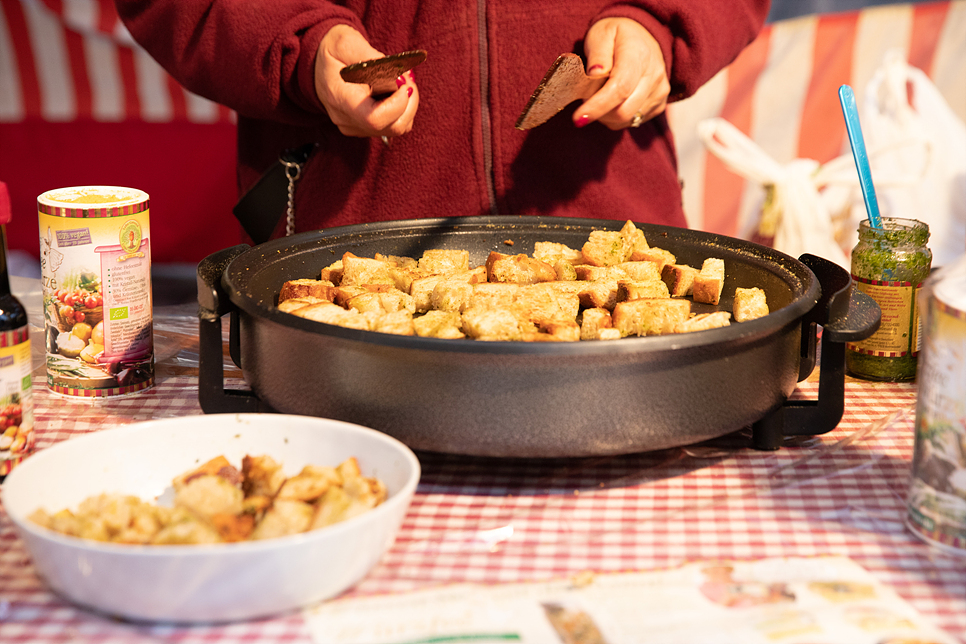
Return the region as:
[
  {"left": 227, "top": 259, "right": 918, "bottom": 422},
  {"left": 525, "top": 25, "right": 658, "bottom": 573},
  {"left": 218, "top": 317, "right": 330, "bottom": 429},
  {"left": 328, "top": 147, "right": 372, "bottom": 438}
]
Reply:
[{"left": 847, "top": 217, "right": 932, "bottom": 381}]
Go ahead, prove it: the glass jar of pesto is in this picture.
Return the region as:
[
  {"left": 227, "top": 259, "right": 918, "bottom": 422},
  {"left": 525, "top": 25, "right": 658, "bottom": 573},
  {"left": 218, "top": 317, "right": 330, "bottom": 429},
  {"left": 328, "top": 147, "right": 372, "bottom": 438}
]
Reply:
[{"left": 846, "top": 217, "right": 932, "bottom": 381}]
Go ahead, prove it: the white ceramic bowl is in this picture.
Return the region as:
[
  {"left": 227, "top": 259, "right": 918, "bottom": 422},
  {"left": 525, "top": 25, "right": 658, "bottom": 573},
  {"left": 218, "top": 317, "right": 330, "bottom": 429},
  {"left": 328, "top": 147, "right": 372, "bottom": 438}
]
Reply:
[{"left": 1, "top": 413, "right": 420, "bottom": 623}]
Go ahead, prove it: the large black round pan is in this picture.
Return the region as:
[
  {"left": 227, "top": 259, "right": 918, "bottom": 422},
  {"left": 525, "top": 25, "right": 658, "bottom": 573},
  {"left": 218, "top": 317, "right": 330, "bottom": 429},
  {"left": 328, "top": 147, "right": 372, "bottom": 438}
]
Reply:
[{"left": 197, "top": 216, "right": 880, "bottom": 457}]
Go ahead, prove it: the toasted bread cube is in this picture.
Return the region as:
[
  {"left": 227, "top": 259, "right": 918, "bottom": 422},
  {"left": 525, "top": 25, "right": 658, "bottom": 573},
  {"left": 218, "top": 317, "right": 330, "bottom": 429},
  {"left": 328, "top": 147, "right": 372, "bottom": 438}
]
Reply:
[
  {"left": 278, "top": 279, "right": 334, "bottom": 303},
  {"left": 674, "top": 311, "right": 732, "bottom": 333},
  {"left": 418, "top": 249, "right": 470, "bottom": 275},
  {"left": 291, "top": 302, "right": 370, "bottom": 330},
  {"left": 374, "top": 253, "right": 418, "bottom": 269},
  {"left": 364, "top": 309, "right": 416, "bottom": 335},
  {"left": 242, "top": 454, "right": 287, "bottom": 497},
  {"left": 277, "top": 296, "right": 328, "bottom": 313},
  {"left": 340, "top": 252, "right": 395, "bottom": 286},
  {"left": 630, "top": 247, "right": 676, "bottom": 273},
  {"left": 388, "top": 265, "right": 422, "bottom": 293},
  {"left": 692, "top": 258, "right": 725, "bottom": 305},
  {"left": 598, "top": 328, "right": 622, "bottom": 340},
  {"left": 309, "top": 482, "right": 383, "bottom": 530},
  {"left": 410, "top": 274, "right": 446, "bottom": 312},
  {"left": 574, "top": 264, "right": 629, "bottom": 282},
  {"left": 616, "top": 261, "right": 662, "bottom": 282},
  {"left": 412, "top": 268, "right": 484, "bottom": 312},
  {"left": 612, "top": 298, "right": 691, "bottom": 337},
  {"left": 173, "top": 455, "right": 243, "bottom": 491},
  {"left": 535, "top": 320, "right": 580, "bottom": 342},
  {"left": 151, "top": 508, "right": 222, "bottom": 545},
  {"left": 431, "top": 279, "right": 475, "bottom": 312},
  {"left": 554, "top": 260, "right": 578, "bottom": 281},
  {"left": 733, "top": 287, "right": 769, "bottom": 322},
  {"left": 468, "top": 282, "right": 521, "bottom": 310},
  {"left": 621, "top": 220, "right": 649, "bottom": 257},
  {"left": 581, "top": 221, "right": 647, "bottom": 267},
  {"left": 461, "top": 307, "right": 534, "bottom": 341},
  {"left": 332, "top": 284, "right": 396, "bottom": 307},
  {"left": 413, "top": 310, "right": 465, "bottom": 339},
  {"left": 578, "top": 279, "right": 621, "bottom": 310},
  {"left": 319, "top": 260, "right": 343, "bottom": 285},
  {"left": 174, "top": 475, "right": 244, "bottom": 520},
  {"left": 251, "top": 499, "right": 314, "bottom": 540},
  {"left": 582, "top": 230, "right": 631, "bottom": 267},
  {"left": 277, "top": 465, "right": 342, "bottom": 502},
  {"left": 521, "top": 282, "right": 582, "bottom": 324},
  {"left": 242, "top": 495, "right": 273, "bottom": 519},
  {"left": 580, "top": 307, "right": 613, "bottom": 341},
  {"left": 661, "top": 264, "right": 698, "bottom": 297},
  {"left": 346, "top": 289, "right": 415, "bottom": 315},
  {"left": 337, "top": 457, "right": 362, "bottom": 479},
  {"left": 209, "top": 513, "right": 256, "bottom": 543},
  {"left": 486, "top": 251, "right": 556, "bottom": 284},
  {"left": 533, "top": 241, "right": 584, "bottom": 266},
  {"left": 309, "top": 487, "right": 353, "bottom": 529},
  {"left": 617, "top": 279, "right": 671, "bottom": 302}
]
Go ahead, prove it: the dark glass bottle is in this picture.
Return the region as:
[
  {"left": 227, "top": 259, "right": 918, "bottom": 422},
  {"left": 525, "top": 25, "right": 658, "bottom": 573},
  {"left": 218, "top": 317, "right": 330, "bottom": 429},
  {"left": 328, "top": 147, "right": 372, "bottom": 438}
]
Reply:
[
  {"left": 846, "top": 217, "right": 932, "bottom": 381},
  {"left": 0, "top": 223, "right": 35, "bottom": 480}
]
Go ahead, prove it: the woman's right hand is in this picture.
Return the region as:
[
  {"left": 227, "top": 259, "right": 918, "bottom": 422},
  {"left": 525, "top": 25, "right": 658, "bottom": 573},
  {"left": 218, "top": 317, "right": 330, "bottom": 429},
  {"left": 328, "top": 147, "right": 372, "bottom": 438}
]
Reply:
[{"left": 314, "top": 25, "right": 418, "bottom": 139}]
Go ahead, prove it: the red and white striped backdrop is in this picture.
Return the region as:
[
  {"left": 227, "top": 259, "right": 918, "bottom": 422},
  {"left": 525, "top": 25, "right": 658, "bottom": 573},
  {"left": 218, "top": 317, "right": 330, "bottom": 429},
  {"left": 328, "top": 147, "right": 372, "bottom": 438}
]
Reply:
[
  {"left": 1, "top": 0, "right": 964, "bottom": 243},
  {"left": 0, "top": 0, "right": 233, "bottom": 124},
  {"left": 667, "top": 0, "right": 966, "bottom": 237}
]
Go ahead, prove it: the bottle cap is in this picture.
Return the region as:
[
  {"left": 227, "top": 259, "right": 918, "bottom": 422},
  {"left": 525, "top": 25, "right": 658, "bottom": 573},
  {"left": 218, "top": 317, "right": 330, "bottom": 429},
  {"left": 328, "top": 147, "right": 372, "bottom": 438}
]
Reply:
[{"left": 0, "top": 181, "right": 10, "bottom": 225}]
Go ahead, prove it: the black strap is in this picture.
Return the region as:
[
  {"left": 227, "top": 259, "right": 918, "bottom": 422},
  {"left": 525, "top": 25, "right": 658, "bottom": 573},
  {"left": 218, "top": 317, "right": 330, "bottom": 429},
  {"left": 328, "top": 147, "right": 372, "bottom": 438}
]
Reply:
[{"left": 232, "top": 143, "right": 316, "bottom": 245}]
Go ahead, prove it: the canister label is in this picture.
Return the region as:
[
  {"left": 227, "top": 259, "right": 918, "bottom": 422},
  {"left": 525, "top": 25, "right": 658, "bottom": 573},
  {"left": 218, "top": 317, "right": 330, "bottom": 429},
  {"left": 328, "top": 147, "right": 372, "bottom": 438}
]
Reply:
[
  {"left": 38, "top": 186, "right": 154, "bottom": 397},
  {"left": 907, "top": 261, "right": 966, "bottom": 555},
  {"left": 847, "top": 277, "right": 921, "bottom": 357},
  {"left": 0, "top": 327, "right": 34, "bottom": 475}
]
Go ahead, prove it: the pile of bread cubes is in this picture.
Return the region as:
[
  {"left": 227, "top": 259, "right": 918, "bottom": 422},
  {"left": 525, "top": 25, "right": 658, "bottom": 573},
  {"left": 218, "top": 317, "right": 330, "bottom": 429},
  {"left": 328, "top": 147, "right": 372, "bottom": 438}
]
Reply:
[
  {"left": 29, "top": 455, "right": 386, "bottom": 544},
  {"left": 277, "top": 220, "right": 770, "bottom": 341}
]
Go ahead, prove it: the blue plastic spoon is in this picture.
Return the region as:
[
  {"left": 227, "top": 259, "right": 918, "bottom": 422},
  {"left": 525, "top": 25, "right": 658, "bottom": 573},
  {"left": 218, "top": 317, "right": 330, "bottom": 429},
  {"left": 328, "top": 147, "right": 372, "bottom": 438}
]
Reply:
[{"left": 838, "top": 84, "right": 882, "bottom": 229}]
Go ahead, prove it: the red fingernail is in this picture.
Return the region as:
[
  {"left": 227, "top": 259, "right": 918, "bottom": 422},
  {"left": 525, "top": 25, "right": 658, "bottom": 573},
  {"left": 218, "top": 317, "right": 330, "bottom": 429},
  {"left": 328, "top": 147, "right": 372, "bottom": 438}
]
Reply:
[
  {"left": 408, "top": 70, "right": 415, "bottom": 81},
  {"left": 587, "top": 65, "right": 604, "bottom": 75},
  {"left": 407, "top": 86, "right": 413, "bottom": 97},
  {"left": 396, "top": 75, "right": 406, "bottom": 88},
  {"left": 575, "top": 114, "right": 591, "bottom": 128}
]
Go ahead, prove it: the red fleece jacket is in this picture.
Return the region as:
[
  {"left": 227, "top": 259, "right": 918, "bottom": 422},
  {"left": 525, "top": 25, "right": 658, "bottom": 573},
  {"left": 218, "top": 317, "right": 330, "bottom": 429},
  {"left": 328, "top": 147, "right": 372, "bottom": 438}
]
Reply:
[{"left": 115, "top": 0, "right": 769, "bottom": 239}]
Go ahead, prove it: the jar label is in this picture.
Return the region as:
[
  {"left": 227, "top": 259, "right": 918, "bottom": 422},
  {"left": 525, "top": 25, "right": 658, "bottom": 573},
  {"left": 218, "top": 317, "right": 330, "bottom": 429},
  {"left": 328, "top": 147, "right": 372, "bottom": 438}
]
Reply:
[
  {"left": 0, "top": 328, "right": 35, "bottom": 476},
  {"left": 847, "top": 277, "right": 921, "bottom": 357},
  {"left": 38, "top": 186, "right": 154, "bottom": 398}
]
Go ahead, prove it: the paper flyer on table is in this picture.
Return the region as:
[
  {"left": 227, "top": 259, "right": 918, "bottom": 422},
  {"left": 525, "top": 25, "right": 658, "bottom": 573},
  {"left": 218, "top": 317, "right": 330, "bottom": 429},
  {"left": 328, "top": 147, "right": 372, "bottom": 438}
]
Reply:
[{"left": 304, "top": 556, "right": 957, "bottom": 644}]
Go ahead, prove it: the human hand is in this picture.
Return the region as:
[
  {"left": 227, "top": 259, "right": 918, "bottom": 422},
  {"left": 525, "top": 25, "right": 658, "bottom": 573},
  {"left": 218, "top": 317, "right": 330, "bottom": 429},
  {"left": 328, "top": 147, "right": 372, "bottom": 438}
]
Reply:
[
  {"left": 314, "top": 25, "right": 418, "bottom": 139},
  {"left": 575, "top": 17, "right": 669, "bottom": 130}
]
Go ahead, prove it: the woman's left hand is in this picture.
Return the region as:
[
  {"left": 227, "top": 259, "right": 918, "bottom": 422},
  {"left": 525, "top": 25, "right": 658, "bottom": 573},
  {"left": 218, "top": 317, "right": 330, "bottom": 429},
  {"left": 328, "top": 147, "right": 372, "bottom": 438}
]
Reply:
[{"left": 575, "top": 17, "right": 670, "bottom": 130}]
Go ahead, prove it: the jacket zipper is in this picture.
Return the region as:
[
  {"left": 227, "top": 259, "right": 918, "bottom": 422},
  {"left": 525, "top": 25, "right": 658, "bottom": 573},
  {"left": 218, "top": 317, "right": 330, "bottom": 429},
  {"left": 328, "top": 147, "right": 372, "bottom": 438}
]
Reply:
[{"left": 477, "top": 0, "right": 499, "bottom": 215}]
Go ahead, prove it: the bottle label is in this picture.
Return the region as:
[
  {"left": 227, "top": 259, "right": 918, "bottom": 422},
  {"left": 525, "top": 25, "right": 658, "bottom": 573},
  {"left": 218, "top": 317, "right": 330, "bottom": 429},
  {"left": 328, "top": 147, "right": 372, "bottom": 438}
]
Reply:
[
  {"left": 847, "top": 276, "right": 921, "bottom": 357},
  {"left": 0, "top": 327, "right": 35, "bottom": 475}
]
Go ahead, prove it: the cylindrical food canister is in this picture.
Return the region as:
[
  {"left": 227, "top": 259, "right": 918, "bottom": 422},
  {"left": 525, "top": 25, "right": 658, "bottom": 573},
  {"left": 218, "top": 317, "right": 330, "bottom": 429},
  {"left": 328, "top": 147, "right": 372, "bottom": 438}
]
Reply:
[
  {"left": 37, "top": 186, "right": 154, "bottom": 397},
  {"left": 907, "top": 254, "right": 966, "bottom": 555}
]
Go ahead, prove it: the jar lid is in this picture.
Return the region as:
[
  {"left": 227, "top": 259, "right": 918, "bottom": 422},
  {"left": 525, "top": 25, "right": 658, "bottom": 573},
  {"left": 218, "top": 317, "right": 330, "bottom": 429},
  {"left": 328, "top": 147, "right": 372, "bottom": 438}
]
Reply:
[{"left": 38, "top": 186, "right": 149, "bottom": 218}]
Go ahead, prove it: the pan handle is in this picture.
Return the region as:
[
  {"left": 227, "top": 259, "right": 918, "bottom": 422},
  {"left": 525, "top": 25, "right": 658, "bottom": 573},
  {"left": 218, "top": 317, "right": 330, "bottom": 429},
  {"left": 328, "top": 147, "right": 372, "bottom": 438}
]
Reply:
[
  {"left": 196, "top": 245, "right": 276, "bottom": 414},
  {"left": 752, "top": 253, "right": 881, "bottom": 450}
]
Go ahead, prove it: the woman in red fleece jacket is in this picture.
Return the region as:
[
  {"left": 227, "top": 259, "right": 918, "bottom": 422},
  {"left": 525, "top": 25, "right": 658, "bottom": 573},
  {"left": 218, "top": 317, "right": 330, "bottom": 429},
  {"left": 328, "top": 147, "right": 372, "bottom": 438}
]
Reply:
[{"left": 115, "top": 1, "right": 769, "bottom": 241}]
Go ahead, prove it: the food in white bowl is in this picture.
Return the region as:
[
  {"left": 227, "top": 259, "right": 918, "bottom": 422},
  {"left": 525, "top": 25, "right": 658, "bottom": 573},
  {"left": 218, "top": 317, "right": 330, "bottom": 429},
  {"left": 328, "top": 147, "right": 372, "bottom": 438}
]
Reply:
[
  {"left": 0, "top": 414, "right": 420, "bottom": 623},
  {"left": 28, "top": 454, "right": 388, "bottom": 544}
]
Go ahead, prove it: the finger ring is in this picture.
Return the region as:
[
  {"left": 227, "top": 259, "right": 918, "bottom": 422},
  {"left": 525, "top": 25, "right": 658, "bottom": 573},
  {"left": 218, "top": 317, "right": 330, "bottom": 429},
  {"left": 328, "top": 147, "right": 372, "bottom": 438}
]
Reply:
[{"left": 630, "top": 112, "right": 643, "bottom": 128}]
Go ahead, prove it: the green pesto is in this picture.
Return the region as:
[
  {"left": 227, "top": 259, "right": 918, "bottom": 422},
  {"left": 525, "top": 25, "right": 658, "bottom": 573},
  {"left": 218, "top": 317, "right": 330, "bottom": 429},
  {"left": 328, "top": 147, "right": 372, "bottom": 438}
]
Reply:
[{"left": 847, "top": 218, "right": 932, "bottom": 381}]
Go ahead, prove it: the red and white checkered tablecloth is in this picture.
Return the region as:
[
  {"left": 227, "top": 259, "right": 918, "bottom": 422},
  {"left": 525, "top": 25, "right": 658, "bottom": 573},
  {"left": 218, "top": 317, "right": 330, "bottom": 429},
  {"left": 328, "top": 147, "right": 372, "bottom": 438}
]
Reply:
[{"left": 1, "top": 375, "right": 963, "bottom": 643}]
